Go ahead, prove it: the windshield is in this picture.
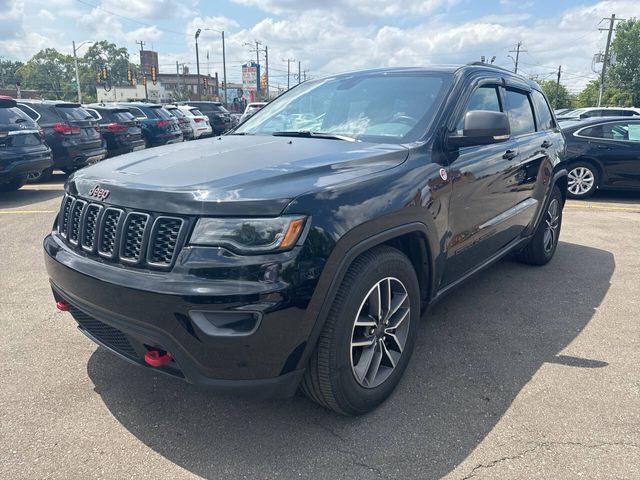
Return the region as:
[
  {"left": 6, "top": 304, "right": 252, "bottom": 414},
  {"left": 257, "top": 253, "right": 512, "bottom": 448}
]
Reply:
[
  {"left": 150, "top": 107, "right": 173, "bottom": 120},
  {"left": 168, "top": 108, "right": 185, "bottom": 118},
  {"left": 235, "top": 72, "right": 451, "bottom": 143},
  {"left": 56, "top": 106, "right": 93, "bottom": 122},
  {"left": 0, "top": 107, "right": 34, "bottom": 125}
]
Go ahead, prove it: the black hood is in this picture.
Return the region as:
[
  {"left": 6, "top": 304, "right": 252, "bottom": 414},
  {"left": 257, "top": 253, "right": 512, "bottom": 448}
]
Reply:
[{"left": 68, "top": 135, "right": 408, "bottom": 216}]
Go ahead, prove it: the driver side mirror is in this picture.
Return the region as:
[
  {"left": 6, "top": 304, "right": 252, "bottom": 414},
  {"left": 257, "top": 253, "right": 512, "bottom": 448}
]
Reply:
[{"left": 448, "top": 110, "right": 510, "bottom": 148}]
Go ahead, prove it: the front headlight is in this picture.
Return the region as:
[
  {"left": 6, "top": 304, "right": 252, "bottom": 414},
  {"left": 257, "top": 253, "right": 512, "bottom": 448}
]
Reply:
[{"left": 190, "top": 216, "right": 306, "bottom": 253}]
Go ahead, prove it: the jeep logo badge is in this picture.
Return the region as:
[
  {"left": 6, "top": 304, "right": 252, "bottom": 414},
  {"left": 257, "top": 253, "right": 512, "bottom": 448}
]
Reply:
[{"left": 88, "top": 185, "right": 110, "bottom": 201}]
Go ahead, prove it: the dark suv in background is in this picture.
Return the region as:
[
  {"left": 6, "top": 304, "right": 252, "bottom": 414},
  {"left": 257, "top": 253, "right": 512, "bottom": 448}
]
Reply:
[
  {"left": 180, "top": 101, "right": 231, "bottom": 135},
  {"left": 165, "top": 105, "right": 194, "bottom": 141},
  {"left": 117, "top": 102, "right": 183, "bottom": 148},
  {"left": 0, "top": 96, "right": 52, "bottom": 191},
  {"left": 84, "top": 105, "right": 145, "bottom": 157},
  {"left": 45, "top": 65, "right": 567, "bottom": 415},
  {"left": 16, "top": 100, "right": 106, "bottom": 182}
]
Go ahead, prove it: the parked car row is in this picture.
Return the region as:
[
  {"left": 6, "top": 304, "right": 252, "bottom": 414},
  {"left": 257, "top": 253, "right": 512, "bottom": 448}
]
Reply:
[{"left": 0, "top": 98, "right": 225, "bottom": 191}]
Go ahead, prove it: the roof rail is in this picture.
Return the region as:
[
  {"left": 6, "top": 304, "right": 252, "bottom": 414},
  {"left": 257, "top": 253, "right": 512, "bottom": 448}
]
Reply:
[{"left": 466, "top": 62, "right": 517, "bottom": 74}]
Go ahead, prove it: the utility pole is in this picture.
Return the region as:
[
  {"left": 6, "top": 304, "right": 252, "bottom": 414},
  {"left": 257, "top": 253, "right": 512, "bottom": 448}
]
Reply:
[
  {"left": 195, "top": 29, "right": 202, "bottom": 100},
  {"left": 264, "top": 45, "right": 269, "bottom": 100},
  {"left": 508, "top": 41, "right": 526, "bottom": 74},
  {"left": 597, "top": 14, "right": 623, "bottom": 107},
  {"left": 136, "top": 40, "right": 148, "bottom": 100},
  {"left": 283, "top": 58, "right": 294, "bottom": 90},
  {"left": 298, "top": 61, "right": 301, "bottom": 85},
  {"left": 555, "top": 65, "right": 562, "bottom": 108},
  {"left": 221, "top": 31, "right": 228, "bottom": 108},
  {"left": 72, "top": 41, "right": 82, "bottom": 103},
  {"left": 176, "top": 61, "right": 180, "bottom": 99}
]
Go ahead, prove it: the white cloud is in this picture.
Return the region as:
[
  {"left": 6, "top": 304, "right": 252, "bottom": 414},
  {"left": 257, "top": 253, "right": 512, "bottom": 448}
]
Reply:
[
  {"left": 38, "top": 9, "right": 56, "bottom": 22},
  {"left": 0, "top": 0, "right": 24, "bottom": 41}
]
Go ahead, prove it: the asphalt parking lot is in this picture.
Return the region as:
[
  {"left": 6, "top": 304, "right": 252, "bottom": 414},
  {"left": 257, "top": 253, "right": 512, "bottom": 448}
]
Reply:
[{"left": 1, "top": 175, "right": 639, "bottom": 480}]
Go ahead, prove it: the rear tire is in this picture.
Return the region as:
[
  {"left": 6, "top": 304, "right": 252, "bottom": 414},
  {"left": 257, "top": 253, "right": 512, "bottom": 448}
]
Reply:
[
  {"left": 567, "top": 161, "right": 598, "bottom": 199},
  {"left": 301, "top": 246, "right": 421, "bottom": 415},
  {"left": 0, "top": 175, "right": 28, "bottom": 192},
  {"left": 518, "top": 186, "right": 563, "bottom": 266}
]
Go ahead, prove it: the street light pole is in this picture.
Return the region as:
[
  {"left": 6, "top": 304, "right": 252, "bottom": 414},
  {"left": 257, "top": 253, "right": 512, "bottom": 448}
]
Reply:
[
  {"left": 72, "top": 40, "right": 93, "bottom": 103},
  {"left": 222, "top": 31, "right": 227, "bottom": 107},
  {"left": 195, "top": 29, "right": 202, "bottom": 101}
]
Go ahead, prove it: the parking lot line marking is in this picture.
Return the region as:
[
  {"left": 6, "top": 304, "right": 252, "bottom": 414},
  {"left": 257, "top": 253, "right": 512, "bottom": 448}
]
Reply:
[
  {"left": 0, "top": 210, "right": 56, "bottom": 214},
  {"left": 21, "top": 186, "right": 64, "bottom": 190},
  {"left": 565, "top": 203, "right": 640, "bottom": 213}
]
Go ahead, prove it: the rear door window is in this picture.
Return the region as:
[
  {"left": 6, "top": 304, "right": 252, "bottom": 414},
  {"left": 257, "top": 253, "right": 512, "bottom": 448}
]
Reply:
[
  {"left": 580, "top": 122, "right": 640, "bottom": 142},
  {"left": 112, "top": 111, "right": 135, "bottom": 123},
  {"left": 531, "top": 90, "right": 554, "bottom": 131},
  {"left": 190, "top": 108, "right": 203, "bottom": 116},
  {"left": 504, "top": 89, "right": 536, "bottom": 136},
  {"left": 85, "top": 108, "right": 101, "bottom": 120},
  {"left": 127, "top": 107, "right": 146, "bottom": 119}
]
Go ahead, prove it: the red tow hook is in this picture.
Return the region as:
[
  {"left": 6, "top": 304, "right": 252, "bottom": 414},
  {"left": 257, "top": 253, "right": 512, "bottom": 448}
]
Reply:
[
  {"left": 144, "top": 350, "right": 173, "bottom": 367},
  {"left": 56, "top": 300, "right": 71, "bottom": 311}
]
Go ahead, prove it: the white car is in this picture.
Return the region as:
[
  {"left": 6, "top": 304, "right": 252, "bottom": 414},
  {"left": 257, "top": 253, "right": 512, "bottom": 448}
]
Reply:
[
  {"left": 556, "top": 107, "right": 640, "bottom": 120},
  {"left": 240, "top": 102, "right": 267, "bottom": 123},
  {"left": 175, "top": 105, "right": 213, "bottom": 139}
]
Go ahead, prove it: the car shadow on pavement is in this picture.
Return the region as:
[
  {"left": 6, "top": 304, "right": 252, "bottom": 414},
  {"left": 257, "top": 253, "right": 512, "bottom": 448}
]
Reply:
[
  {"left": 0, "top": 188, "right": 63, "bottom": 209},
  {"left": 86, "top": 241, "right": 614, "bottom": 479}
]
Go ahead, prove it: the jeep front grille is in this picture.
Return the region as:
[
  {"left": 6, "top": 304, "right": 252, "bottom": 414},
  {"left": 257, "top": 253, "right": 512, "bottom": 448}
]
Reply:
[{"left": 57, "top": 194, "right": 187, "bottom": 269}]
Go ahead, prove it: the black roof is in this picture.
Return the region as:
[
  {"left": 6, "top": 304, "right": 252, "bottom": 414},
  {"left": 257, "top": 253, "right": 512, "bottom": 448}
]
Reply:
[{"left": 17, "top": 99, "right": 82, "bottom": 107}]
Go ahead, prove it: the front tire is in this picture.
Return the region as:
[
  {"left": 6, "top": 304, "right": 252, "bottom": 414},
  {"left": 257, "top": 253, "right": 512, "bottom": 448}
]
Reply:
[
  {"left": 301, "top": 246, "right": 420, "bottom": 415},
  {"left": 567, "top": 162, "right": 598, "bottom": 199},
  {"left": 518, "top": 186, "right": 563, "bottom": 266}
]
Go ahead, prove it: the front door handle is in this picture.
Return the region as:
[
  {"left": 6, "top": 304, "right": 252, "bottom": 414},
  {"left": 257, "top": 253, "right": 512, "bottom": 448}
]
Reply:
[
  {"left": 503, "top": 149, "right": 518, "bottom": 160},
  {"left": 541, "top": 140, "right": 553, "bottom": 148},
  {"left": 596, "top": 144, "right": 610, "bottom": 149}
]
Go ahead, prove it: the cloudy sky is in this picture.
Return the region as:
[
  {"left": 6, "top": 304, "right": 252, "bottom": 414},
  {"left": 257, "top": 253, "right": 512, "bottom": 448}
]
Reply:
[{"left": 1, "top": 0, "right": 639, "bottom": 92}]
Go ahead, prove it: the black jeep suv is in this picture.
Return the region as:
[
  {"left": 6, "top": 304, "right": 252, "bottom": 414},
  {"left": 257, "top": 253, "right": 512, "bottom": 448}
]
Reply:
[
  {"left": 45, "top": 65, "right": 567, "bottom": 415},
  {"left": 16, "top": 100, "right": 107, "bottom": 182}
]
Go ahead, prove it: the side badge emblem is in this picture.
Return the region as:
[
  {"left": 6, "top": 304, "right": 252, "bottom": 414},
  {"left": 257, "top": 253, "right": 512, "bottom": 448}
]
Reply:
[{"left": 439, "top": 168, "right": 448, "bottom": 182}]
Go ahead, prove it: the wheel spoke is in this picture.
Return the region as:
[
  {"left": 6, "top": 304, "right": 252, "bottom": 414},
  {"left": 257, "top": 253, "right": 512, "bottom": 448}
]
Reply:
[
  {"left": 368, "top": 284, "right": 382, "bottom": 321},
  {"left": 364, "top": 342, "right": 383, "bottom": 385},
  {"left": 353, "top": 343, "right": 376, "bottom": 383},
  {"left": 384, "top": 331, "right": 403, "bottom": 353},
  {"left": 352, "top": 335, "right": 376, "bottom": 348},
  {"left": 354, "top": 314, "right": 377, "bottom": 327},
  {"left": 380, "top": 341, "right": 397, "bottom": 368},
  {"left": 387, "top": 307, "right": 409, "bottom": 332}
]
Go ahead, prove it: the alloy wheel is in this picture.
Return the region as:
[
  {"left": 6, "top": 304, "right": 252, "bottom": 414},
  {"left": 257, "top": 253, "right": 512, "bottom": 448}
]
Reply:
[
  {"left": 350, "top": 277, "right": 410, "bottom": 388},
  {"left": 26, "top": 171, "right": 41, "bottom": 181},
  {"left": 568, "top": 166, "right": 595, "bottom": 196},
  {"left": 543, "top": 198, "right": 560, "bottom": 253}
]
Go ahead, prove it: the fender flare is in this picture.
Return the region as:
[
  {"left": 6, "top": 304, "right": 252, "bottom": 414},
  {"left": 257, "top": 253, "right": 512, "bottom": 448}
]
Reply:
[{"left": 295, "top": 221, "right": 436, "bottom": 370}]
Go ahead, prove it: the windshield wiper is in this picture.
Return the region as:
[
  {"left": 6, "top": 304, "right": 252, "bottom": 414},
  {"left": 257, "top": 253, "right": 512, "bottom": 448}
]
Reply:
[
  {"left": 227, "top": 131, "right": 254, "bottom": 135},
  {"left": 272, "top": 131, "right": 358, "bottom": 142}
]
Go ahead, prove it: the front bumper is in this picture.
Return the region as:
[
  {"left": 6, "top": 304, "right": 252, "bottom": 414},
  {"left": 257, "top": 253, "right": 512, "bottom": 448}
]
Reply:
[{"left": 44, "top": 232, "right": 312, "bottom": 397}]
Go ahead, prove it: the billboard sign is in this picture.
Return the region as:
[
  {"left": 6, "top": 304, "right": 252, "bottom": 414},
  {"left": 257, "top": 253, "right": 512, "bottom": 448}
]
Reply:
[{"left": 242, "top": 62, "right": 260, "bottom": 92}]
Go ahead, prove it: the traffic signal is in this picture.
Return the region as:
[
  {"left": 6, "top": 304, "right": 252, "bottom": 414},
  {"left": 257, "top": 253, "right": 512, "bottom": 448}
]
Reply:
[
  {"left": 96, "top": 71, "right": 102, "bottom": 84},
  {"left": 102, "top": 65, "right": 108, "bottom": 81},
  {"left": 261, "top": 73, "right": 267, "bottom": 91},
  {"left": 203, "top": 76, "right": 208, "bottom": 90},
  {"left": 151, "top": 66, "right": 157, "bottom": 85},
  {"left": 127, "top": 68, "right": 133, "bottom": 83},
  {"left": 142, "top": 75, "right": 147, "bottom": 86}
]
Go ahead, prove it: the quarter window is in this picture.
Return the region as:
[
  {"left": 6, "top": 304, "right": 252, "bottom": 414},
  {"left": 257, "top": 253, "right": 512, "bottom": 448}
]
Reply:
[
  {"left": 505, "top": 89, "right": 536, "bottom": 136},
  {"left": 579, "top": 122, "right": 640, "bottom": 142},
  {"left": 531, "top": 90, "right": 554, "bottom": 131}
]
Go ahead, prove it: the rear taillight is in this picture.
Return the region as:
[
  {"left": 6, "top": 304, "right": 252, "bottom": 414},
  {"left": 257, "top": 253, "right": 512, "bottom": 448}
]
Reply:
[
  {"left": 156, "top": 120, "right": 171, "bottom": 127},
  {"left": 53, "top": 123, "right": 80, "bottom": 135},
  {"left": 194, "top": 118, "right": 204, "bottom": 123},
  {"left": 105, "top": 122, "right": 129, "bottom": 134}
]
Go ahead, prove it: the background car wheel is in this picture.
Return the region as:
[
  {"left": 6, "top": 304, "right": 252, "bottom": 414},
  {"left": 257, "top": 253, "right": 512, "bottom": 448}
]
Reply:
[
  {"left": 567, "top": 162, "right": 598, "bottom": 199},
  {"left": 518, "top": 186, "right": 563, "bottom": 266},
  {"left": 26, "top": 167, "right": 53, "bottom": 184},
  {"left": 301, "top": 245, "right": 420, "bottom": 415},
  {"left": 0, "top": 175, "right": 28, "bottom": 192}
]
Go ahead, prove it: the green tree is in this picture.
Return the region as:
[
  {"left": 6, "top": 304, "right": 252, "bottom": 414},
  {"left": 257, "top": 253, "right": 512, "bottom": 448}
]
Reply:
[
  {"left": 609, "top": 18, "right": 640, "bottom": 106},
  {"left": 537, "top": 79, "right": 572, "bottom": 109},
  {"left": 80, "top": 41, "right": 137, "bottom": 103},
  {"left": 573, "top": 79, "right": 633, "bottom": 107},
  {"left": 17, "top": 48, "right": 75, "bottom": 100},
  {"left": 0, "top": 60, "right": 24, "bottom": 89}
]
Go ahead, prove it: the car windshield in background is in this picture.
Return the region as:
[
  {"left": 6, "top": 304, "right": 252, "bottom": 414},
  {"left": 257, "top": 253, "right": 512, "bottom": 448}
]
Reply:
[
  {"left": 235, "top": 73, "right": 451, "bottom": 143},
  {"left": 150, "top": 107, "right": 173, "bottom": 120},
  {"left": 169, "top": 108, "right": 186, "bottom": 118},
  {"left": 190, "top": 108, "right": 203, "bottom": 116},
  {"left": 56, "top": 106, "right": 93, "bottom": 122},
  {"left": 0, "top": 107, "right": 32, "bottom": 125},
  {"left": 112, "top": 111, "right": 135, "bottom": 123}
]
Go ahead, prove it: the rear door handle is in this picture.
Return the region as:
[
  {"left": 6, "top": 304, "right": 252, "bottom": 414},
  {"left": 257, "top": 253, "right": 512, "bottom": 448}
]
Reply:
[
  {"left": 503, "top": 149, "right": 518, "bottom": 160},
  {"left": 596, "top": 144, "right": 610, "bottom": 149},
  {"left": 541, "top": 140, "right": 553, "bottom": 148}
]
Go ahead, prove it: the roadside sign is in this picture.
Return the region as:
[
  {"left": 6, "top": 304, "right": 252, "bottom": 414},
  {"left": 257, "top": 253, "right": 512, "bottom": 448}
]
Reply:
[{"left": 242, "top": 63, "right": 260, "bottom": 92}]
